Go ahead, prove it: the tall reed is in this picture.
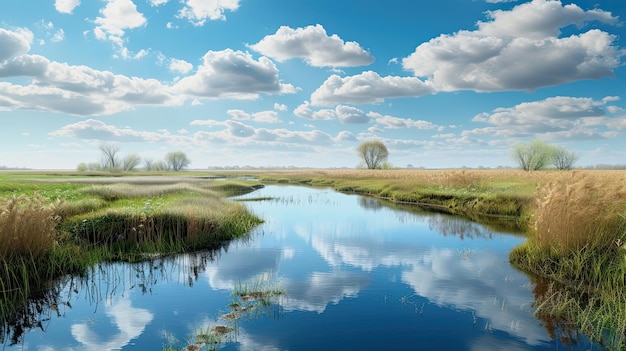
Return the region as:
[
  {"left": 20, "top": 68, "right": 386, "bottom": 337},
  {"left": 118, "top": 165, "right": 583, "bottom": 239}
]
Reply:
[
  {"left": 534, "top": 172, "right": 626, "bottom": 251},
  {"left": 0, "top": 194, "right": 63, "bottom": 297},
  {"left": 0, "top": 195, "right": 59, "bottom": 260}
]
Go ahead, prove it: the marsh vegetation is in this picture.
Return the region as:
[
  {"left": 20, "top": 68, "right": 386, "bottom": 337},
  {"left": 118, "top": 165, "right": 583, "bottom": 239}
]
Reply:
[{"left": 0, "top": 173, "right": 262, "bottom": 345}]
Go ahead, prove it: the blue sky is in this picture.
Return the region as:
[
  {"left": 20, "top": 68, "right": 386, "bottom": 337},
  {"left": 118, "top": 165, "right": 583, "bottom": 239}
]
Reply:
[{"left": 0, "top": 0, "right": 624, "bottom": 169}]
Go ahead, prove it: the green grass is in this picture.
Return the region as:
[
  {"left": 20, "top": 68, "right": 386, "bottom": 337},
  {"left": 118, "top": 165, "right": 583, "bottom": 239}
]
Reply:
[{"left": 0, "top": 172, "right": 263, "bottom": 345}]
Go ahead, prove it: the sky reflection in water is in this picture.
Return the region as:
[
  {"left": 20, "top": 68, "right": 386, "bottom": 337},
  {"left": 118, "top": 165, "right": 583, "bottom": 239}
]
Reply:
[{"left": 9, "top": 185, "right": 598, "bottom": 350}]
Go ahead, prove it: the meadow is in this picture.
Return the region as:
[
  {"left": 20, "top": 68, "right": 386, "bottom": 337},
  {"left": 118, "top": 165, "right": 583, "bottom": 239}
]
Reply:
[{"left": 1, "top": 169, "right": 625, "bottom": 349}]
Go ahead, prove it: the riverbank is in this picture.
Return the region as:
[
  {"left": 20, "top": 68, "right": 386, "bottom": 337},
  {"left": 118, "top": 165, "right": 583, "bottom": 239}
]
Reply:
[
  {"left": 215, "top": 168, "right": 626, "bottom": 349},
  {"left": 0, "top": 173, "right": 262, "bottom": 331}
]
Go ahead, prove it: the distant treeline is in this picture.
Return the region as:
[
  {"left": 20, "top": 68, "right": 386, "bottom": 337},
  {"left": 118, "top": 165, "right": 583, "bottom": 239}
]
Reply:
[
  {"left": 584, "top": 164, "right": 626, "bottom": 170},
  {"left": 0, "top": 165, "right": 31, "bottom": 170}
]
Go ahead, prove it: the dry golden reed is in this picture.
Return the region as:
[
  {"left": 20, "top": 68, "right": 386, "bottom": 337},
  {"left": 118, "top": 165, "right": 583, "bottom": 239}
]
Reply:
[
  {"left": 0, "top": 195, "right": 59, "bottom": 259},
  {"left": 534, "top": 171, "right": 626, "bottom": 250}
]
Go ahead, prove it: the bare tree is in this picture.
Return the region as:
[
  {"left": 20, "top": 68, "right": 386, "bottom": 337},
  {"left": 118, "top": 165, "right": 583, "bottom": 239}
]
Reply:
[
  {"left": 165, "top": 151, "right": 191, "bottom": 171},
  {"left": 143, "top": 158, "right": 154, "bottom": 171},
  {"left": 357, "top": 140, "right": 389, "bottom": 169},
  {"left": 123, "top": 153, "right": 141, "bottom": 172},
  {"left": 552, "top": 146, "right": 578, "bottom": 170},
  {"left": 99, "top": 143, "right": 120, "bottom": 171}
]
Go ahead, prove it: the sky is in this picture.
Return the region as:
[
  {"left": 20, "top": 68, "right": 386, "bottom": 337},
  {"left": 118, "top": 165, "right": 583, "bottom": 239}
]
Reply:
[{"left": 0, "top": 0, "right": 625, "bottom": 170}]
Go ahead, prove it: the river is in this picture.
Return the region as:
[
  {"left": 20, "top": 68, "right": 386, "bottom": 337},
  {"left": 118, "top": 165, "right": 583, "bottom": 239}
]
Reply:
[{"left": 3, "top": 185, "right": 599, "bottom": 350}]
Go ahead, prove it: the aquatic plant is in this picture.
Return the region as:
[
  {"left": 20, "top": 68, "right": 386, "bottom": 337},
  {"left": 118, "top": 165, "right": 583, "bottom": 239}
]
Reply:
[{"left": 164, "top": 273, "right": 284, "bottom": 351}]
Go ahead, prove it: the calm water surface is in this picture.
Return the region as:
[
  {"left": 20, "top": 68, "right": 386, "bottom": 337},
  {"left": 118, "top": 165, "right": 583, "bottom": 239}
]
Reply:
[{"left": 5, "top": 185, "right": 599, "bottom": 350}]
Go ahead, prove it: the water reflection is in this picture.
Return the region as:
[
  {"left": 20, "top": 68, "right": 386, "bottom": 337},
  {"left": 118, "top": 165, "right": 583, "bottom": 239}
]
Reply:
[
  {"left": 2, "top": 185, "right": 601, "bottom": 350},
  {"left": 1, "top": 246, "right": 228, "bottom": 349},
  {"left": 71, "top": 298, "right": 153, "bottom": 350}
]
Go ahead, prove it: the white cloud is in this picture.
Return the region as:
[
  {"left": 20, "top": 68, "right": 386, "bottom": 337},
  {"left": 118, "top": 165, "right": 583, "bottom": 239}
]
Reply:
[
  {"left": 0, "top": 54, "right": 180, "bottom": 115},
  {"left": 273, "top": 103, "right": 287, "bottom": 111},
  {"left": 294, "top": 102, "right": 371, "bottom": 124},
  {"left": 0, "top": 27, "right": 33, "bottom": 61},
  {"left": 50, "top": 119, "right": 170, "bottom": 141},
  {"left": 189, "top": 119, "right": 351, "bottom": 148},
  {"left": 226, "top": 109, "right": 250, "bottom": 121},
  {"left": 51, "top": 29, "right": 65, "bottom": 43},
  {"left": 293, "top": 101, "right": 335, "bottom": 121},
  {"left": 335, "top": 105, "right": 370, "bottom": 124},
  {"left": 251, "top": 110, "right": 281, "bottom": 123},
  {"left": 173, "top": 49, "right": 295, "bottom": 99},
  {"left": 169, "top": 58, "right": 193, "bottom": 74},
  {"left": 477, "top": 0, "right": 618, "bottom": 39},
  {"left": 227, "top": 109, "right": 281, "bottom": 123},
  {"left": 148, "top": 0, "right": 169, "bottom": 6},
  {"left": 369, "top": 112, "right": 439, "bottom": 130},
  {"left": 468, "top": 96, "right": 626, "bottom": 140},
  {"left": 310, "top": 71, "right": 434, "bottom": 106},
  {"left": 93, "top": 0, "right": 147, "bottom": 58},
  {"left": 177, "top": 0, "right": 240, "bottom": 26},
  {"left": 295, "top": 102, "right": 438, "bottom": 127},
  {"left": 55, "top": 0, "right": 80, "bottom": 14},
  {"left": 0, "top": 42, "right": 294, "bottom": 116},
  {"left": 402, "top": 0, "right": 622, "bottom": 92},
  {"left": 249, "top": 24, "right": 375, "bottom": 67}
]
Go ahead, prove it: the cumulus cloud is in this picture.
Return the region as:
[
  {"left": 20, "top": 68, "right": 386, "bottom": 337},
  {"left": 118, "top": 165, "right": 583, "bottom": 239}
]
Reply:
[
  {"left": 148, "top": 0, "right": 169, "bottom": 6},
  {"left": 468, "top": 96, "right": 625, "bottom": 140},
  {"left": 55, "top": 0, "right": 81, "bottom": 14},
  {"left": 293, "top": 102, "right": 371, "bottom": 124},
  {"left": 368, "top": 112, "right": 439, "bottom": 130},
  {"left": 168, "top": 58, "right": 193, "bottom": 74},
  {"left": 50, "top": 119, "right": 169, "bottom": 141},
  {"left": 189, "top": 119, "right": 351, "bottom": 147},
  {"left": 402, "top": 0, "right": 622, "bottom": 92},
  {"left": 295, "top": 102, "right": 439, "bottom": 128},
  {"left": 227, "top": 109, "right": 281, "bottom": 123},
  {"left": 177, "top": 0, "right": 240, "bottom": 26},
  {"left": 477, "top": 0, "right": 618, "bottom": 39},
  {"left": 249, "top": 24, "right": 375, "bottom": 67},
  {"left": 93, "top": 0, "right": 147, "bottom": 58},
  {"left": 0, "top": 52, "right": 179, "bottom": 115},
  {"left": 293, "top": 101, "right": 335, "bottom": 120},
  {"left": 310, "top": 71, "right": 434, "bottom": 106},
  {"left": 0, "top": 31, "right": 293, "bottom": 116},
  {"left": 273, "top": 103, "right": 287, "bottom": 111},
  {"left": 0, "top": 27, "right": 33, "bottom": 61},
  {"left": 173, "top": 49, "right": 295, "bottom": 99}
]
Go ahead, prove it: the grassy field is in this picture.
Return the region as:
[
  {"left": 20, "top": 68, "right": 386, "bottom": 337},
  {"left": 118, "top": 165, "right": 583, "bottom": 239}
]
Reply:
[{"left": 207, "top": 168, "right": 626, "bottom": 349}]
